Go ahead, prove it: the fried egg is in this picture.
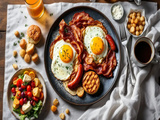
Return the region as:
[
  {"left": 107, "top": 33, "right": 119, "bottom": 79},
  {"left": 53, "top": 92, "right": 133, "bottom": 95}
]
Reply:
[
  {"left": 83, "top": 26, "right": 108, "bottom": 63},
  {"left": 51, "top": 40, "right": 76, "bottom": 81}
]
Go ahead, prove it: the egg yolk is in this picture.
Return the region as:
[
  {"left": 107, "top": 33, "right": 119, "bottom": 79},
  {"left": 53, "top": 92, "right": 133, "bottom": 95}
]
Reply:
[
  {"left": 59, "top": 45, "right": 73, "bottom": 63},
  {"left": 90, "top": 37, "right": 104, "bottom": 55}
]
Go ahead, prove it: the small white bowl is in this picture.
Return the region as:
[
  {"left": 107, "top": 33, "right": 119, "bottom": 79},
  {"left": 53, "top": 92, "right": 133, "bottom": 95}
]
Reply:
[
  {"left": 7, "top": 68, "right": 47, "bottom": 120},
  {"left": 125, "top": 9, "right": 148, "bottom": 38},
  {"left": 111, "top": 3, "right": 124, "bottom": 21}
]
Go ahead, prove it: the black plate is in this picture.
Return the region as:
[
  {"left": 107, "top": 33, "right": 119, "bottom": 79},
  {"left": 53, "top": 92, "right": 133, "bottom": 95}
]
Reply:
[{"left": 44, "top": 6, "right": 121, "bottom": 105}]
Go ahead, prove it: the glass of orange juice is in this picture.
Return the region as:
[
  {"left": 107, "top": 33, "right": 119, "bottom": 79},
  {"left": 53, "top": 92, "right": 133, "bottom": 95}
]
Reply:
[{"left": 25, "top": 0, "right": 45, "bottom": 19}]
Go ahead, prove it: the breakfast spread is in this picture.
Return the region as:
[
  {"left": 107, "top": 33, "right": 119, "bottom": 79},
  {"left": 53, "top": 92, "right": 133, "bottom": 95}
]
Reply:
[
  {"left": 127, "top": 11, "right": 145, "bottom": 36},
  {"left": 49, "top": 11, "right": 117, "bottom": 97},
  {"left": 10, "top": 70, "right": 44, "bottom": 120}
]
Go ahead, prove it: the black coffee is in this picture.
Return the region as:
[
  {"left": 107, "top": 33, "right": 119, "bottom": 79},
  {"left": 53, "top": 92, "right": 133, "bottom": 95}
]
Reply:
[{"left": 135, "top": 41, "right": 152, "bottom": 63}]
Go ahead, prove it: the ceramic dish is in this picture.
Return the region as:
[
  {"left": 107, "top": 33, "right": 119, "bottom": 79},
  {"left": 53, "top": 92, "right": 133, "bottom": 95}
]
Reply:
[
  {"left": 7, "top": 68, "right": 47, "bottom": 120},
  {"left": 44, "top": 6, "right": 121, "bottom": 105},
  {"left": 125, "top": 9, "right": 148, "bottom": 38},
  {"left": 111, "top": 3, "right": 124, "bottom": 21}
]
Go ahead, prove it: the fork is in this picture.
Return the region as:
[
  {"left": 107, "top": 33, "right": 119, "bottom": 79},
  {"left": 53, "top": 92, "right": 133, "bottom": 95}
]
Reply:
[{"left": 119, "top": 23, "right": 136, "bottom": 86}]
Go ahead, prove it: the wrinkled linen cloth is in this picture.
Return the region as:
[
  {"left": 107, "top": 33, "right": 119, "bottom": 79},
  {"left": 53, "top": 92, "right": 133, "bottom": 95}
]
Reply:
[
  {"left": 3, "top": 2, "right": 158, "bottom": 120},
  {"left": 79, "top": 9, "right": 160, "bottom": 120}
]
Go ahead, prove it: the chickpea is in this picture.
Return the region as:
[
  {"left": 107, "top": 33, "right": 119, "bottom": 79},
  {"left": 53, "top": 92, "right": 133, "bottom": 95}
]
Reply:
[
  {"left": 136, "top": 31, "right": 140, "bottom": 36},
  {"left": 132, "top": 15, "right": 136, "bottom": 20},
  {"left": 51, "top": 105, "right": 57, "bottom": 112},
  {"left": 14, "top": 31, "right": 19, "bottom": 37},
  {"left": 136, "top": 26, "right": 139, "bottom": 31},
  {"left": 130, "top": 26, "right": 135, "bottom": 33},
  {"left": 131, "top": 19, "right": 134, "bottom": 24},
  {"left": 129, "top": 13, "right": 133, "bottom": 18},
  {"left": 142, "top": 21, "right": 145, "bottom": 26},
  {"left": 132, "top": 12, "right": 136, "bottom": 17},
  {"left": 128, "top": 18, "right": 131, "bottom": 23},
  {"left": 134, "top": 18, "right": 139, "bottom": 24},
  {"left": 137, "top": 12, "right": 141, "bottom": 17},
  {"left": 53, "top": 98, "right": 59, "bottom": 106},
  {"left": 12, "top": 64, "right": 18, "bottom": 70},
  {"left": 127, "top": 24, "right": 131, "bottom": 30},
  {"left": 137, "top": 16, "right": 140, "bottom": 20},
  {"left": 139, "top": 25, "right": 144, "bottom": 31},
  {"left": 20, "top": 39, "right": 26, "bottom": 49},
  {"left": 139, "top": 30, "right": 143, "bottom": 35},
  {"left": 24, "top": 54, "right": 31, "bottom": 63},
  {"left": 59, "top": 113, "right": 65, "bottom": 120},
  {"left": 138, "top": 21, "right": 142, "bottom": 25},
  {"left": 132, "top": 23, "right": 136, "bottom": 28},
  {"left": 65, "top": 109, "right": 70, "bottom": 114},
  {"left": 13, "top": 50, "right": 17, "bottom": 57},
  {"left": 140, "top": 16, "right": 145, "bottom": 22}
]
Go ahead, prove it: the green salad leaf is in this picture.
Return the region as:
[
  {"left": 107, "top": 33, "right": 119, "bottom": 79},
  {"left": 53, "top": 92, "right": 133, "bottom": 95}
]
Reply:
[
  {"left": 11, "top": 96, "right": 15, "bottom": 101},
  {"left": 18, "top": 74, "right": 24, "bottom": 79},
  {"left": 11, "top": 84, "right": 16, "bottom": 88},
  {"left": 13, "top": 100, "right": 43, "bottom": 120}
]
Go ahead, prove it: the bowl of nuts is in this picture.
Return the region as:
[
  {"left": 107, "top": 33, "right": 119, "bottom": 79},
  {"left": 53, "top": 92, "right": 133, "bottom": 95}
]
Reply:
[{"left": 126, "top": 9, "right": 147, "bottom": 37}]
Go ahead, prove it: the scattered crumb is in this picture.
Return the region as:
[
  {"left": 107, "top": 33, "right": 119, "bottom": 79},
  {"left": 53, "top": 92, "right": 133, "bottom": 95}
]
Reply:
[
  {"left": 65, "top": 109, "right": 70, "bottom": 114},
  {"left": 14, "top": 31, "right": 19, "bottom": 37},
  {"left": 53, "top": 98, "right": 59, "bottom": 106},
  {"left": 51, "top": 105, "right": 57, "bottom": 112},
  {"left": 12, "top": 64, "right": 18, "bottom": 70},
  {"left": 13, "top": 50, "right": 17, "bottom": 57},
  {"left": 59, "top": 113, "right": 65, "bottom": 120}
]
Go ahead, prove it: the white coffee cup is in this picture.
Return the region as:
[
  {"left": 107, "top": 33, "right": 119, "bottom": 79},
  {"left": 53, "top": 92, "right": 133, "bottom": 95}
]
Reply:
[{"left": 132, "top": 37, "right": 157, "bottom": 67}]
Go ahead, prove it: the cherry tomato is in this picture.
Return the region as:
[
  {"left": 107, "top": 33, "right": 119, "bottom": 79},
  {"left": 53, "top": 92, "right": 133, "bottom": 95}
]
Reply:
[
  {"left": 19, "top": 98, "right": 24, "bottom": 106},
  {"left": 13, "top": 77, "right": 18, "bottom": 82},
  {"left": 21, "top": 84, "right": 26, "bottom": 89},
  {"left": 32, "top": 96, "right": 39, "bottom": 102},
  {"left": 17, "top": 79, "right": 23, "bottom": 87},
  {"left": 31, "top": 81, "right": 35, "bottom": 88},
  {"left": 24, "top": 91, "right": 28, "bottom": 97},
  {"left": 27, "top": 85, "right": 31, "bottom": 92},
  {"left": 16, "top": 91, "right": 21, "bottom": 99},
  {"left": 20, "top": 108, "right": 25, "bottom": 115},
  {"left": 27, "top": 92, "right": 32, "bottom": 98},
  {"left": 11, "top": 87, "right": 16, "bottom": 93},
  {"left": 32, "top": 101, "right": 36, "bottom": 106}
]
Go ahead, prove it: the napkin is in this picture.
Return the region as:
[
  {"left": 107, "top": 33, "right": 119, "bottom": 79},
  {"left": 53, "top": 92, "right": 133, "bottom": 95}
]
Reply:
[
  {"left": 78, "top": 9, "right": 160, "bottom": 120},
  {"left": 3, "top": 2, "right": 158, "bottom": 120}
]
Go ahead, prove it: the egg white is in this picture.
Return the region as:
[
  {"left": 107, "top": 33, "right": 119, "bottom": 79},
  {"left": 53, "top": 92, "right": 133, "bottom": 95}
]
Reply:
[
  {"left": 83, "top": 26, "right": 108, "bottom": 63},
  {"left": 51, "top": 40, "right": 76, "bottom": 81}
]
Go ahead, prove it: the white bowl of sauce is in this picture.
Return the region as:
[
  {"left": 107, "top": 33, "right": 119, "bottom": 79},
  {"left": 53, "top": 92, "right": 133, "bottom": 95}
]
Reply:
[{"left": 111, "top": 3, "right": 124, "bottom": 21}]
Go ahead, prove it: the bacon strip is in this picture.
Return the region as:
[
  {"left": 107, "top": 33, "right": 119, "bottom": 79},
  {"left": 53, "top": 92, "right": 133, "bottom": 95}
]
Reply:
[{"left": 83, "top": 50, "right": 117, "bottom": 78}]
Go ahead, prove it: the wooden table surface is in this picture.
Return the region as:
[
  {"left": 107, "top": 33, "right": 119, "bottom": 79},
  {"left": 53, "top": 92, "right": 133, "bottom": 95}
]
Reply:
[{"left": 0, "top": 0, "right": 159, "bottom": 119}]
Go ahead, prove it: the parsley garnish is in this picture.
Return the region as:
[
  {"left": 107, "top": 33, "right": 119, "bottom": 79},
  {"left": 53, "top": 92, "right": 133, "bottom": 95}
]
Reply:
[
  {"left": 25, "top": 24, "right": 28, "bottom": 27},
  {"left": 24, "top": 16, "right": 27, "bottom": 19},
  {"left": 13, "top": 42, "right": 17, "bottom": 46},
  {"left": 66, "top": 66, "right": 69, "bottom": 70}
]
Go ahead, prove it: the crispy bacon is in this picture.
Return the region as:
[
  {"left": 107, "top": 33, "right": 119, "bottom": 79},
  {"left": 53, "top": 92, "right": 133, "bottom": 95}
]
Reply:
[
  {"left": 59, "top": 19, "right": 83, "bottom": 63},
  {"left": 82, "top": 50, "right": 117, "bottom": 78}
]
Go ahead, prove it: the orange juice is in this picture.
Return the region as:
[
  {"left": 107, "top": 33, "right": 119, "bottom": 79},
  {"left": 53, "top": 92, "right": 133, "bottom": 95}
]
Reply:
[{"left": 25, "top": 0, "right": 44, "bottom": 19}]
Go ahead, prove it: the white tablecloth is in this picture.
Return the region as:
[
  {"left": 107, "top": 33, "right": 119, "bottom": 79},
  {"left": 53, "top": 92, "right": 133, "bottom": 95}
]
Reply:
[{"left": 3, "top": 2, "right": 158, "bottom": 120}]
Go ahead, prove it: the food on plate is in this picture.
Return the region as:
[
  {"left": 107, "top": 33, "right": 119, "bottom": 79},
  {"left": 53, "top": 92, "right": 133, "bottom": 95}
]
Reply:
[
  {"left": 34, "top": 78, "right": 40, "bottom": 87},
  {"left": 59, "top": 113, "right": 65, "bottom": 120},
  {"left": 26, "top": 43, "right": 34, "bottom": 55},
  {"left": 49, "top": 11, "right": 117, "bottom": 96},
  {"left": 14, "top": 31, "right": 20, "bottom": 37},
  {"left": 19, "top": 49, "right": 26, "bottom": 58},
  {"left": 32, "top": 53, "right": 39, "bottom": 63},
  {"left": 51, "top": 105, "right": 57, "bottom": 112},
  {"left": 76, "top": 86, "right": 84, "bottom": 97},
  {"left": 12, "top": 63, "right": 18, "bottom": 70},
  {"left": 13, "top": 50, "right": 17, "bottom": 57},
  {"left": 10, "top": 70, "right": 44, "bottom": 120},
  {"left": 127, "top": 11, "right": 145, "bottom": 36},
  {"left": 82, "top": 71, "right": 100, "bottom": 94},
  {"left": 20, "top": 39, "right": 27, "bottom": 49},
  {"left": 24, "top": 54, "right": 31, "bottom": 63},
  {"left": 65, "top": 109, "right": 70, "bottom": 114},
  {"left": 27, "top": 25, "right": 41, "bottom": 44},
  {"left": 53, "top": 98, "right": 59, "bottom": 106}
]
